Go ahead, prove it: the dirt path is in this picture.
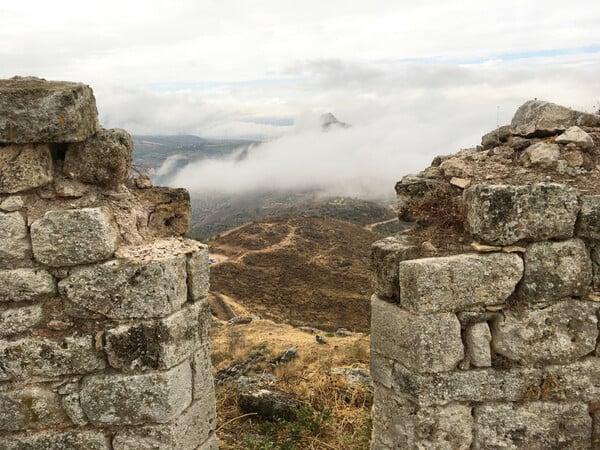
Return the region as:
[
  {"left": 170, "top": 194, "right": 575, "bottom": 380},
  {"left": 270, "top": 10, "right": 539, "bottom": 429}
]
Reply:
[{"left": 364, "top": 217, "right": 397, "bottom": 231}]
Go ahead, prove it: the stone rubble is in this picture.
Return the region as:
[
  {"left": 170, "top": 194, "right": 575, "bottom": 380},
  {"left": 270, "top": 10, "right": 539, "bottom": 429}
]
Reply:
[
  {"left": 0, "top": 77, "right": 216, "bottom": 449},
  {"left": 371, "top": 99, "right": 600, "bottom": 449}
]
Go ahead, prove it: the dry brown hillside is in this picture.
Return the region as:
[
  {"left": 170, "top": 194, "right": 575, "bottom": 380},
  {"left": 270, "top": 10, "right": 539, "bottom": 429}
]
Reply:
[{"left": 208, "top": 215, "right": 381, "bottom": 332}]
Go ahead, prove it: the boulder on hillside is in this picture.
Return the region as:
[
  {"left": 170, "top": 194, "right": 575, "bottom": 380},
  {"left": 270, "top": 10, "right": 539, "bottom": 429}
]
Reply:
[{"left": 511, "top": 100, "right": 600, "bottom": 137}]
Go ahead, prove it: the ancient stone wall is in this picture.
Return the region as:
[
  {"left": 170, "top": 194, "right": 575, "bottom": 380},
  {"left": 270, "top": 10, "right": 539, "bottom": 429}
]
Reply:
[
  {"left": 0, "top": 77, "right": 217, "bottom": 449},
  {"left": 370, "top": 101, "right": 600, "bottom": 449}
]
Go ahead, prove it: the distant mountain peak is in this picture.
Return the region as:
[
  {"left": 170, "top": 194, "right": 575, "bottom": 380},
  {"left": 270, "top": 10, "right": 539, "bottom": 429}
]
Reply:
[{"left": 320, "top": 113, "right": 351, "bottom": 131}]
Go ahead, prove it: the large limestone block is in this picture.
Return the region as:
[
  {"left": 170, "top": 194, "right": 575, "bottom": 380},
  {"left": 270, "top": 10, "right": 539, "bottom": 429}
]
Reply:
[
  {"left": 58, "top": 255, "right": 187, "bottom": 319},
  {"left": 520, "top": 142, "right": 560, "bottom": 168},
  {"left": 511, "top": 99, "right": 600, "bottom": 137},
  {"left": 371, "top": 387, "right": 473, "bottom": 450},
  {"left": 0, "top": 386, "right": 68, "bottom": 431},
  {"left": 473, "top": 402, "right": 591, "bottom": 449},
  {"left": 0, "top": 144, "right": 53, "bottom": 193},
  {"left": 556, "top": 125, "right": 595, "bottom": 149},
  {"left": 64, "top": 128, "right": 133, "bottom": 187},
  {"left": 0, "top": 76, "right": 99, "bottom": 144},
  {"left": 186, "top": 244, "right": 210, "bottom": 301},
  {"left": 31, "top": 207, "right": 118, "bottom": 267},
  {"left": 105, "top": 302, "right": 203, "bottom": 371},
  {"left": 0, "top": 211, "right": 31, "bottom": 265},
  {"left": 392, "top": 363, "right": 542, "bottom": 407},
  {"left": 519, "top": 239, "right": 592, "bottom": 301},
  {"left": 0, "top": 430, "right": 109, "bottom": 450},
  {"left": 0, "top": 304, "right": 43, "bottom": 336},
  {"left": 371, "top": 235, "right": 420, "bottom": 300},
  {"left": 371, "top": 296, "right": 463, "bottom": 373},
  {"left": 112, "top": 400, "right": 217, "bottom": 450},
  {"left": 577, "top": 195, "right": 600, "bottom": 240},
  {"left": 0, "top": 335, "right": 105, "bottom": 381},
  {"left": 464, "top": 183, "right": 579, "bottom": 245},
  {"left": 192, "top": 303, "right": 216, "bottom": 404},
  {"left": 0, "top": 268, "right": 56, "bottom": 302},
  {"left": 80, "top": 361, "right": 192, "bottom": 426},
  {"left": 399, "top": 253, "right": 522, "bottom": 313},
  {"left": 492, "top": 300, "right": 598, "bottom": 365}
]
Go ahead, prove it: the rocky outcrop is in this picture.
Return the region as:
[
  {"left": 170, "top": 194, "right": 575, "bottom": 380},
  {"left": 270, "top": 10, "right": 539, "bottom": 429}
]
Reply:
[
  {"left": 371, "top": 99, "right": 600, "bottom": 449},
  {"left": 0, "top": 77, "right": 216, "bottom": 449}
]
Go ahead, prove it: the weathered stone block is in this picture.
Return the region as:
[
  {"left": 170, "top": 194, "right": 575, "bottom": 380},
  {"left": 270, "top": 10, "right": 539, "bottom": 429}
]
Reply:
[
  {"left": 31, "top": 207, "right": 118, "bottom": 267},
  {"left": 464, "top": 183, "right": 579, "bottom": 245},
  {"left": 371, "top": 296, "right": 463, "bottom": 373},
  {"left": 465, "top": 322, "right": 492, "bottom": 368},
  {"left": 0, "top": 335, "right": 105, "bottom": 381},
  {"left": 371, "top": 385, "right": 472, "bottom": 450},
  {"left": 0, "top": 76, "right": 99, "bottom": 144},
  {"left": 556, "top": 125, "right": 595, "bottom": 149},
  {"left": 399, "top": 253, "right": 522, "bottom": 313},
  {"left": 519, "top": 239, "right": 593, "bottom": 302},
  {"left": 0, "top": 211, "right": 31, "bottom": 265},
  {"left": 0, "top": 144, "right": 53, "bottom": 193},
  {"left": 0, "top": 430, "right": 110, "bottom": 450},
  {"left": 0, "top": 268, "right": 56, "bottom": 302},
  {"left": 392, "top": 363, "right": 542, "bottom": 407},
  {"left": 577, "top": 195, "right": 600, "bottom": 240},
  {"left": 542, "top": 358, "right": 600, "bottom": 402},
  {"left": 0, "top": 385, "right": 68, "bottom": 430},
  {"left": 473, "top": 402, "right": 591, "bottom": 449},
  {"left": 61, "top": 392, "right": 89, "bottom": 426},
  {"left": 187, "top": 244, "right": 210, "bottom": 301},
  {"left": 105, "top": 302, "right": 202, "bottom": 371},
  {"left": 0, "top": 195, "right": 24, "bottom": 212},
  {"left": 58, "top": 255, "right": 187, "bottom": 319},
  {"left": 0, "top": 304, "right": 43, "bottom": 336},
  {"left": 64, "top": 128, "right": 133, "bottom": 187},
  {"left": 192, "top": 303, "right": 216, "bottom": 404},
  {"left": 371, "top": 235, "right": 420, "bottom": 300},
  {"left": 371, "top": 352, "right": 394, "bottom": 389},
  {"left": 593, "top": 246, "right": 600, "bottom": 290},
  {"left": 492, "top": 300, "right": 598, "bottom": 365},
  {"left": 511, "top": 99, "right": 600, "bottom": 137},
  {"left": 80, "top": 361, "right": 192, "bottom": 426},
  {"left": 112, "top": 399, "right": 216, "bottom": 450},
  {"left": 520, "top": 142, "right": 560, "bottom": 168},
  {"left": 135, "top": 187, "right": 191, "bottom": 237}
]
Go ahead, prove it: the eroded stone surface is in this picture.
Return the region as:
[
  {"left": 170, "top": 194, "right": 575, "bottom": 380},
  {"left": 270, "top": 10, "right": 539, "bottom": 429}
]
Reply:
[
  {"left": 187, "top": 244, "right": 210, "bottom": 301},
  {"left": 0, "top": 430, "right": 109, "bottom": 450},
  {"left": 399, "top": 253, "right": 522, "bottom": 313},
  {"left": 520, "top": 142, "right": 560, "bottom": 168},
  {"left": 0, "top": 77, "right": 99, "bottom": 144},
  {"left": 464, "top": 183, "right": 579, "bottom": 245},
  {"left": 465, "top": 322, "right": 492, "bottom": 368},
  {"left": 58, "top": 256, "right": 187, "bottom": 319},
  {"left": 0, "top": 268, "right": 56, "bottom": 303},
  {"left": 555, "top": 125, "right": 595, "bottom": 149},
  {"left": 0, "top": 335, "right": 105, "bottom": 380},
  {"left": 511, "top": 99, "right": 600, "bottom": 137},
  {"left": 0, "top": 304, "right": 44, "bottom": 336},
  {"left": 393, "top": 363, "right": 542, "bottom": 407},
  {"left": 0, "top": 196, "right": 24, "bottom": 212},
  {"left": 371, "top": 296, "right": 463, "bottom": 373},
  {"left": 134, "top": 187, "right": 191, "bottom": 237},
  {"left": 0, "top": 385, "right": 68, "bottom": 430},
  {"left": 577, "top": 195, "right": 600, "bottom": 240},
  {"left": 0, "top": 144, "right": 53, "bottom": 193},
  {"left": 80, "top": 362, "right": 192, "bottom": 426},
  {"left": 105, "top": 302, "right": 202, "bottom": 371},
  {"left": 492, "top": 300, "right": 598, "bottom": 365},
  {"left": 371, "top": 235, "right": 420, "bottom": 300},
  {"left": 473, "top": 402, "right": 591, "bottom": 449},
  {"left": 542, "top": 358, "right": 600, "bottom": 402},
  {"left": 31, "top": 207, "right": 118, "bottom": 267},
  {"left": 0, "top": 211, "right": 31, "bottom": 265},
  {"left": 519, "top": 239, "right": 593, "bottom": 302},
  {"left": 64, "top": 128, "right": 133, "bottom": 187}
]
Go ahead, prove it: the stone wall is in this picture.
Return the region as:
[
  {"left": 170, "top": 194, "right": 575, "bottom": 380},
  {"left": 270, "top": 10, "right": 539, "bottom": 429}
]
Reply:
[
  {"left": 0, "top": 77, "right": 217, "bottom": 449},
  {"left": 370, "top": 101, "right": 600, "bottom": 449}
]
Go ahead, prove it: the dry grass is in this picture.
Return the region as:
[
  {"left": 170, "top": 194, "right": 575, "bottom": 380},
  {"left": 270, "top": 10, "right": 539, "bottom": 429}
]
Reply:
[{"left": 211, "top": 319, "right": 372, "bottom": 449}]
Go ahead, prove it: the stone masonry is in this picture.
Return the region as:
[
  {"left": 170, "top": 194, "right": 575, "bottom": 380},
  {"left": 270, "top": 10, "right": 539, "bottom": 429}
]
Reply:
[
  {"left": 371, "top": 101, "right": 600, "bottom": 449},
  {"left": 0, "top": 77, "right": 217, "bottom": 449}
]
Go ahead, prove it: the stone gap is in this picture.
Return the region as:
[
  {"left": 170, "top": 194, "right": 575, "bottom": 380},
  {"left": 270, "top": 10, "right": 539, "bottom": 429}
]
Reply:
[{"left": 0, "top": 77, "right": 217, "bottom": 450}]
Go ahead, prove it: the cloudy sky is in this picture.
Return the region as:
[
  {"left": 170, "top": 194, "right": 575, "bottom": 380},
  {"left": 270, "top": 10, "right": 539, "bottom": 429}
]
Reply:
[{"left": 3, "top": 1, "right": 600, "bottom": 197}]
